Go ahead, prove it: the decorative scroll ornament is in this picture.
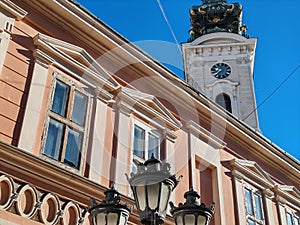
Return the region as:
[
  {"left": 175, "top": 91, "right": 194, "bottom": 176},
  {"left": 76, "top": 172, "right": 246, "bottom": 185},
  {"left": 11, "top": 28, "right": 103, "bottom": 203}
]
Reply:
[{"left": 188, "top": 0, "right": 247, "bottom": 41}]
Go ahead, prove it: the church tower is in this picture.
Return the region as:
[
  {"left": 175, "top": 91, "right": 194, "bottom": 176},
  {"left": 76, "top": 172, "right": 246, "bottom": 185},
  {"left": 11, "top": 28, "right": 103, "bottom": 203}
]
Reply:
[{"left": 182, "top": 0, "right": 259, "bottom": 130}]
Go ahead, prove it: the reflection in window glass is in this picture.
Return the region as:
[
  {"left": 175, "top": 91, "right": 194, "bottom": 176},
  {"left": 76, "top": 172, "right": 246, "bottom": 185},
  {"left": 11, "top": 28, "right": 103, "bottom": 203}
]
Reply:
[
  {"left": 44, "top": 118, "right": 65, "bottom": 160},
  {"left": 287, "top": 213, "right": 293, "bottom": 225},
  {"left": 247, "top": 219, "right": 255, "bottom": 225},
  {"left": 64, "top": 129, "right": 83, "bottom": 168},
  {"left": 254, "top": 194, "right": 263, "bottom": 220},
  {"left": 148, "top": 133, "right": 159, "bottom": 159},
  {"left": 294, "top": 217, "right": 300, "bottom": 225},
  {"left": 133, "top": 125, "right": 145, "bottom": 158},
  {"left": 245, "top": 188, "right": 254, "bottom": 215},
  {"left": 44, "top": 79, "right": 89, "bottom": 170},
  {"left": 51, "top": 81, "right": 69, "bottom": 116},
  {"left": 72, "top": 91, "right": 88, "bottom": 126}
]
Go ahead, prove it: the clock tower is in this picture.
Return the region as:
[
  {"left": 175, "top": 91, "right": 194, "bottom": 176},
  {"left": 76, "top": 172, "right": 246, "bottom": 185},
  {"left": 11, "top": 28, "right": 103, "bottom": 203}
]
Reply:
[{"left": 182, "top": 0, "right": 259, "bottom": 130}]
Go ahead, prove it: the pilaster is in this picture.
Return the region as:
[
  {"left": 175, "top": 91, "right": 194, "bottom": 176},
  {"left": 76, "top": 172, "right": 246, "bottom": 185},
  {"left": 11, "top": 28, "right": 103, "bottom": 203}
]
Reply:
[
  {"left": 18, "top": 50, "right": 54, "bottom": 152},
  {"left": 263, "top": 189, "right": 276, "bottom": 225},
  {"left": 232, "top": 169, "right": 247, "bottom": 225}
]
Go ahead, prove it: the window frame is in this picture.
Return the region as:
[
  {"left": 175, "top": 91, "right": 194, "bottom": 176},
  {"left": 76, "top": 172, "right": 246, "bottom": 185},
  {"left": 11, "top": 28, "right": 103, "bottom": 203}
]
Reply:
[
  {"left": 41, "top": 74, "right": 90, "bottom": 172},
  {"left": 286, "top": 211, "right": 300, "bottom": 225},
  {"left": 243, "top": 184, "right": 265, "bottom": 225},
  {"left": 131, "top": 118, "right": 161, "bottom": 171}
]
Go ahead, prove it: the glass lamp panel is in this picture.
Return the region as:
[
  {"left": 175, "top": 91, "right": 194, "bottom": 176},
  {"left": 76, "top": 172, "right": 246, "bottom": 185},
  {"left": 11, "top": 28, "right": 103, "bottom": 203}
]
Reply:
[
  {"left": 147, "top": 183, "right": 160, "bottom": 210},
  {"left": 158, "top": 183, "right": 171, "bottom": 214},
  {"left": 52, "top": 80, "right": 69, "bottom": 117},
  {"left": 133, "top": 126, "right": 145, "bottom": 158},
  {"left": 197, "top": 215, "right": 207, "bottom": 225},
  {"left": 107, "top": 213, "right": 119, "bottom": 225},
  {"left": 95, "top": 213, "right": 105, "bottom": 225},
  {"left": 244, "top": 188, "right": 254, "bottom": 215},
  {"left": 136, "top": 185, "right": 146, "bottom": 210},
  {"left": 254, "top": 194, "right": 263, "bottom": 220},
  {"left": 175, "top": 216, "right": 184, "bottom": 225},
  {"left": 72, "top": 91, "right": 88, "bottom": 126},
  {"left": 119, "top": 213, "right": 127, "bottom": 225},
  {"left": 184, "top": 214, "right": 195, "bottom": 225},
  {"left": 44, "top": 118, "right": 65, "bottom": 160},
  {"left": 64, "top": 129, "right": 83, "bottom": 168}
]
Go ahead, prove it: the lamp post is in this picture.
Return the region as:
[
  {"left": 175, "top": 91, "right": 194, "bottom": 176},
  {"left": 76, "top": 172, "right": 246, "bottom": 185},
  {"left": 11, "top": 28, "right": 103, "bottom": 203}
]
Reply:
[
  {"left": 89, "top": 185, "right": 131, "bottom": 225},
  {"left": 170, "top": 188, "right": 215, "bottom": 225},
  {"left": 126, "top": 154, "right": 181, "bottom": 225}
]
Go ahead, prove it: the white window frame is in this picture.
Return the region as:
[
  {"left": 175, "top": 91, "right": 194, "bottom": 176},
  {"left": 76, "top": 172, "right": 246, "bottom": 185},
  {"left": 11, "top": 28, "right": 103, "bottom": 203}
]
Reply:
[
  {"left": 286, "top": 210, "right": 300, "bottom": 225},
  {"left": 131, "top": 119, "right": 161, "bottom": 172},
  {"left": 41, "top": 74, "right": 91, "bottom": 172},
  {"left": 243, "top": 184, "right": 265, "bottom": 225}
]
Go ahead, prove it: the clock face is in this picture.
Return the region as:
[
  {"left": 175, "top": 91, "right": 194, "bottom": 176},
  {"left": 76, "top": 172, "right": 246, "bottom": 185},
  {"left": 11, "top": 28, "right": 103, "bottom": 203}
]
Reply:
[{"left": 211, "top": 63, "right": 231, "bottom": 79}]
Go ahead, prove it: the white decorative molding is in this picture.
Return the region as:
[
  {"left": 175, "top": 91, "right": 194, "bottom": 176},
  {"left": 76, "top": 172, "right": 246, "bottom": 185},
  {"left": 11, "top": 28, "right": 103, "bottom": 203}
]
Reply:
[
  {"left": 117, "top": 87, "right": 182, "bottom": 131},
  {"left": 0, "top": 173, "right": 90, "bottom": 225},
  {"left": 0, "top": 0, "right": 27, "bottom": 20},
  {"left": 33, "top": 33, "right": 121, "bottom": 92},
  {"left": 230, "top": 159, "right": 275, "bottom": 188},
  {"left": 186, "top": 120, "right": 227, "bottom": 149}
]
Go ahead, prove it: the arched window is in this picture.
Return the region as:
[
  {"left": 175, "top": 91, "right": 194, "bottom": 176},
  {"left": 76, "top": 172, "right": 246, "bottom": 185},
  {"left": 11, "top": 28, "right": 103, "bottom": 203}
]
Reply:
[{"left": 216, "top": 93, "right": 232, "bottom": 113}]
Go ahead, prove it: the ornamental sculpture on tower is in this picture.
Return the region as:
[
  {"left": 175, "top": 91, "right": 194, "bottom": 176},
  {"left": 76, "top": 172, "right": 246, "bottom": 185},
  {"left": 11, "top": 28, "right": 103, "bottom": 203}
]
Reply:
[{"left": 188, "top": 0, "right": 248, "bottom": 41}]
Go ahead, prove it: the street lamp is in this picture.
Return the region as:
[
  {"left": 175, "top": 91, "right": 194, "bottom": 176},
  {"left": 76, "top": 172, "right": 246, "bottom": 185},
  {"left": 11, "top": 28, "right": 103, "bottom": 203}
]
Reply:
[
  {"left": 126, "top": 154, "right": 181, "bottom": 225},
  {"left": 89, "top": 185, "right": 131, "bottom": 225},
  {"left": 90, "top": 155, "right": 215, "bottom": 225},
  {"left": 170, "top": 188, "right": 215, "bottom": 225}
]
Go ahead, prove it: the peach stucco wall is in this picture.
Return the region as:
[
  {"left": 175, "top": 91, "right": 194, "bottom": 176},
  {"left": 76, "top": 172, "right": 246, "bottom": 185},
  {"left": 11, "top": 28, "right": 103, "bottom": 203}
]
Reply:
[{"left": 0, "top": 20, "right": 35, "bottom": 145}]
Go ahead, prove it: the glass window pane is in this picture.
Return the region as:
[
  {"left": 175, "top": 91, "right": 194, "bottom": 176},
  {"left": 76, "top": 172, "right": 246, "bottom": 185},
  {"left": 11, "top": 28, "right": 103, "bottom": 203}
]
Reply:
[
  {"left": 244, "top": 188, "right": 254, "bottom": 215},
  {"left": 72, "top": 91, "right": 88, "bottom": 126},
  {"left": 44, "top": 118, "right": 64, "bottom": 160},
  {"left": 247, "top": 219, "right": 255, "bottom": 225},
  {"left": 64, "top": 129, "right": 83, "bottom": 168},
  {"left": 254, "top": 194, "right": 263, "bottom": 220},
  {"left": 294, "top": 217, "right": 300, "bottom": 225},
  {"left": 148, "top": 133, "right": 159, "bottom": 159},
  {"left": 51, "top": 80, "right": 69, "bottom": 117},
  {"left": 133, "top": 125, "right": 145, "bottom": 158},
  {"left": 287, "top": 213, "right": 293, "bottom": 225}
]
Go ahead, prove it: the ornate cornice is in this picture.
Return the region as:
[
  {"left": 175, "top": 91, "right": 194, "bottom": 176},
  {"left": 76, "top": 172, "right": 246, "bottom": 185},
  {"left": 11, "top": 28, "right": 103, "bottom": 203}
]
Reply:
[
  {"left": 186, "top": 120, "right": 227, "bottom": 149},
  {"left": 0, "top": 0, "right": 27, "bottom": 20}
]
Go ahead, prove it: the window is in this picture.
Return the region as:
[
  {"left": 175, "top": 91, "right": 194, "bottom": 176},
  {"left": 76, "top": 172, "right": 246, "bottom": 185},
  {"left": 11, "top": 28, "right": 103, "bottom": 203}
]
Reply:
[
  {"left": 244, "top": 187, "right": 264, "bottom": 225},
  {"left": 43, "top": 79, "right": 88, "bottom": 169},
  {"left": 131, "top": 120, "right": 161, "bottom": 172},
  {"left": 287, "top": 212, "right": 300, "bottom": 225},
  {"left": 216, "top": 93, "right": 232, "bottom": 113}
]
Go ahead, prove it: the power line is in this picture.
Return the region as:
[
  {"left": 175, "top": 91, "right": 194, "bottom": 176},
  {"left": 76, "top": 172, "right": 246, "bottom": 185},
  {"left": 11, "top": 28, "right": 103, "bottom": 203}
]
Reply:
[
  {"left": 243, "top": 64, "right": 300, "bottom": 121},
  {"left": 156, "top": 0, "right": 182, "bottom": 54}
]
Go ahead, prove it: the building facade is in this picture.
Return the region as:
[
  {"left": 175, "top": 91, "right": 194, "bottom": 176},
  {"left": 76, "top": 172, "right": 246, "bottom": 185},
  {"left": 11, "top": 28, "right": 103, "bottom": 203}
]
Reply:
[{"left": 0, "top": 0, "right": 299, "bottom": 225}]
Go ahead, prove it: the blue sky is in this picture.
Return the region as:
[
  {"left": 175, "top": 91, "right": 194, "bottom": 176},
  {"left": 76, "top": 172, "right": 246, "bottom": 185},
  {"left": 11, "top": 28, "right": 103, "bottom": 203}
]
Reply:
[{"left": 76, "top": 0, "right": 300, "bottom": 160}]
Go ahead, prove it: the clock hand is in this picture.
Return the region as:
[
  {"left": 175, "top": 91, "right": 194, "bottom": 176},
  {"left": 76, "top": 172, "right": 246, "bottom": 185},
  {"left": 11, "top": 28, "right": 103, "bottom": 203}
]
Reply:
[{"left": 212, "top": 68, "right": 222, "bottom": 76}]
